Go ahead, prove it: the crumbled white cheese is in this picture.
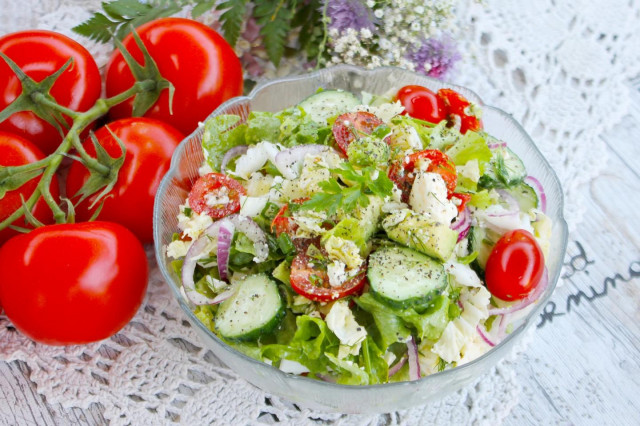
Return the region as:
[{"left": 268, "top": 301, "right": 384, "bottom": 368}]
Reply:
[
  {"left": 456, "top": 159, "right": 481, "bottom": 182},
  {"left": 409, "top": 171, "right": 458, "bottom": 224},
  {"left": 204, "top": 186, "right": 229, "bottom": 207},
  {"left": 327, "top": 260, "right": 348, "bottom": 288},
  {"left": 177, "top": 203, "right": 213, "bottom": 240},
  {"left": 354, "top": 101, "right": 404, "bottom": 123},
  {"left": 239, "top": 195, "right": 268, "bottom": 217},
  {"left": 432, "top": 286, "right": 490, "bottom": 363},
  {"left": 234, "top": 141, "right": 279, "bottom": 179},
  {"left": 445, "top": 261, "right": 483, "bottom": 288},
  {"left": 325, "top": 300, "right": 367, "bottom": 357}
]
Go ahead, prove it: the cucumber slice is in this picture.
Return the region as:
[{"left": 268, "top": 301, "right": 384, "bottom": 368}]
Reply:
[
  {"left": 504, "top": 182, "right": 539, "bottom": 212},
  {"left": 479, "top": 146, "right": 527, "bottom": 189},
  {"left": 215, "top": 274, "right": 284, "bottom": 341},
  {"left": 297, "top": 90, "right": 360, "bottom": 124},
  {"left": 367, "top": 245, "right": 447, "bottom": 309}
]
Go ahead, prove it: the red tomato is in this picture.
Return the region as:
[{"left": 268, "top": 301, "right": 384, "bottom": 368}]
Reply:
[
  {"left": 485, "top": 229, "right": 544, "bottom": 301},
  {"left": 0, "top": 30, "right": 101, "bottom": 154},
  {"left": 271, "top": 204, "right": 295, "bottom": 236},
  {"left": 451, "top": 192, "right": 471, "bottom": 213},
  {"left": 270, "top": 198, "right": 308, "bottom": 236},
  {"left": 105, "top": 18, "right": 243, "bottom": 136},
  {"left": 66, "top": 118, "right": 183, "bottom": 243},
  {"left": 332, "top": 111, "right": 385, "bottom": 154},
  {"left": 0, "top": 131, "right": 59, "bottom": 245},
  {"left": 0, "top": 222, "right": 148, "bottom": 345},
  {"left": 396, "top": 85, "right": 447, "bottom": 124},
  {"left": 289, "top": 239, "right": 367, "bottom": 302},
  {"left": 390, "top": 149, "right": 457, "bottom": 202},
  {"left": 437, "top": 89, "right": 482, "bottom": 134},
  {"left": 188, "top": 173, "right": 246, "bottom": 219}
]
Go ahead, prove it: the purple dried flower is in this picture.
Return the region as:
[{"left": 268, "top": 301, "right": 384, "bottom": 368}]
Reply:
[
  {"left": 406, "top": 35, "right": 461, "bottom": 79},
  {"left": 326, "top": 0, "right": 375, "bottom": 33}
]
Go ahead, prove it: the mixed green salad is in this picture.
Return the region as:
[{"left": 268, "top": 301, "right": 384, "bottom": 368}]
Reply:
[{"left": 167, "top": 86, "right": 552, "bottom": 385}]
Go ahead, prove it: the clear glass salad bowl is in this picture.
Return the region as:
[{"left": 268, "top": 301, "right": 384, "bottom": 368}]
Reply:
[{"left": 153, "top": 65, "right": 568, "bottom": 413}]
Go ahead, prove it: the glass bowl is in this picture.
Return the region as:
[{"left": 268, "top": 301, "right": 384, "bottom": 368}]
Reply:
[{"left": 153, "top": 65, "right": 568, "bottom": 414}]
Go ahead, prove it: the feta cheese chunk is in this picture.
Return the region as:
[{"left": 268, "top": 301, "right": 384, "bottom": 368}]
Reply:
[
  {"left": 325, "top": 300, "right": 367, "bottom": 355},
  {"left": 409, "top": 171, "right": 458, "bottom": 224},
  {"left": 327, "top": 261, "right": 348, "bottom": 288},
  {"left": 234, "top": 141, "right": 279, "bottom": 179}
]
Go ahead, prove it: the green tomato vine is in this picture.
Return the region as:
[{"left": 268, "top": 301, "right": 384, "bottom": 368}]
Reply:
[{"left": 0, "top": 29, "right": 175, "bottom": 233}]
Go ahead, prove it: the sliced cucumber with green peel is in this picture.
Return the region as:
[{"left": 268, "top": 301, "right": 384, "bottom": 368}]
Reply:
[
  {"left": 297, "top": 90, "right": 360, "bottom": 124},
  {"left": 504, "top": 182, "right": 539, "bottom": 212},
  {"left": 479, "top": 146, "right": 527, "bottom": 189},
  {"left": 215, "top": 274, "right": 284, "bottom": 341},
  {"left": 367, "top": 245, "right": 447, "bottom": 309}
]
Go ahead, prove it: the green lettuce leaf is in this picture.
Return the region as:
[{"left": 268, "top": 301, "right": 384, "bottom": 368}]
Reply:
[{"left": 202, "top": 115, "right": 247, "bottom": 171}]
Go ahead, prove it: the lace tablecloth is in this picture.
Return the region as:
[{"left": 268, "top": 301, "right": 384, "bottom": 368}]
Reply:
[{"left": 1, "top": 1, "right": 639, "bottom": 424}]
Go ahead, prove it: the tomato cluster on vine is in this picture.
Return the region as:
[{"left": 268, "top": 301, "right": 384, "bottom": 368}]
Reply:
[{"left": 0, "top": 18, "right": 243, "bottom": 345}]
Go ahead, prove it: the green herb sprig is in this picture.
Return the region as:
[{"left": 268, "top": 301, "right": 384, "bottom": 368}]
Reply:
[{"left": 301, "top": 163, "right": 394, "bottom": 216}]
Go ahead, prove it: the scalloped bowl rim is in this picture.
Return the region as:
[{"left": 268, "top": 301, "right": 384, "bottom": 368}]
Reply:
[{"left": 153, "top": 65, "right": 568, "bottom": 394}]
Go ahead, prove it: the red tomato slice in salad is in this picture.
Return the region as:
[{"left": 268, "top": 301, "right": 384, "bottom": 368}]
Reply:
[
  {"left": 396, "top": 85, "right": 447, "bottom": 124},
  {"left": 451, "top": 192, "right": 472, "bottom": 213},
  {"left": 485, "top": 229, "right": 544, "bottom": 301},
  {"left": 332, "top": 111, "right": 385, "bottom": 154},
  {"left": 188, "top": 173, "right": 246, "bottom": 219},
  {"left": 290, "top": 239, "right": 367, "bottom": 302},
  {"left": 437, "top": 89, "right": 482, "bottom": 134},
  {"left": 390, "top": 149, "right": 458, "bottom": 202}
]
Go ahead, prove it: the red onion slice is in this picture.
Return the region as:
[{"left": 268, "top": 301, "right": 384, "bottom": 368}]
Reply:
[
  {"left": 388, "top": 354, "right": 408, "bottom": 378},
  {"left": 525, "top": 175, "right": 547, "bottom": 213},
  {"left": 497, "top": 314, "right": 509, "bottom": 341},
  {"left": 476, "top": 325, "right": 496, "bottom": 347},
  {"left": 181, "top": 221, "right": 225, "bottom": 305},
  {"left": 216, "top": 219, "right": 235, "bottom": 281},
  {"left": 221, "top": 145, "right": 248, "bottom": 174},
  {"left": 229, "top": 215, "right": 269, "bottom": 263},
  {"left": 488, "top": 268, "right": 549, "bottom": 316},
  {"left": 451, "top": 207, "right": 472, "bottom": 242},
  {"left": 488, "top": 141, "right": 507, "bottom": 149},
  {"left": 407, "top": 337, "right": 421, "bottom": 381},
  {"left": 274, "top": 145, "right": 335, "bottom": 179},
  {"left": 181, "top": 214, "right": 270, "bottom": 305}
]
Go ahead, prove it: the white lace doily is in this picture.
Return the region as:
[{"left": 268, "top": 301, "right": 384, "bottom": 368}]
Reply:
[{"left": 1, "top": 0, "right": 638, "bottom": 424}]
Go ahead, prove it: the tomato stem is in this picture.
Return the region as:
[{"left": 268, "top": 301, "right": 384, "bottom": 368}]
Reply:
[
  {"left": 0, "top": 78, "right": 163, "bottom": 231},
  {"left": 31, "top": 92, "right": 80, "bottom": 120}
]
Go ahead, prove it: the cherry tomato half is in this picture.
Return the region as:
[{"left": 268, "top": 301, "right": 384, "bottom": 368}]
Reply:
[
  {"left": 188, "top": 173, "right": 246, "bottom": 219},
  {"left": 396, "top": 85, "right": 447, "bottom": 124},
  {"left": 485, "top": 229, "right": 544, "bottom": 301},
  {"left": 332, "top": 111, "right": 385, "bottom": 154},
  {"left": 0, "top": 30, "right": 101, "bottom": 154},
  {"left": 105, "top": 18, "right": 243, "bottom": 136},
  {"left": 0, "top": 131, "right": 59, "bottom": 245},
  {"left": 437, "top": 89, "right": 482, "bottom": 134},
  {"left": 290, "top": 239, "right": 367, "bottom": 302},
  {"left": 390, "top": 149, "right": 457, "bottom": 202},
  {"left": 0, "top": 221, "right": 148, "bottom": 345},
  {"left": 66, "top": 118, "right": 183, "bottom": 243}
]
